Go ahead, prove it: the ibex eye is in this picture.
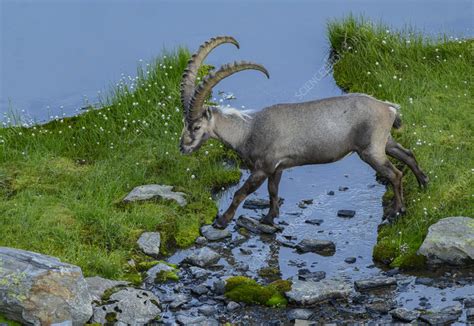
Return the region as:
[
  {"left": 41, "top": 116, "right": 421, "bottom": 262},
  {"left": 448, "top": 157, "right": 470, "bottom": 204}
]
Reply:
[{"left": 193, "top": 126, "right": 201, "bottom": 132}]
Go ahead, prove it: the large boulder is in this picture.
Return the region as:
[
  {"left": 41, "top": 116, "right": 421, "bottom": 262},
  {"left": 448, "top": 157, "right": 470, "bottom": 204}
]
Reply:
[
  {"left": 123, "top": 184, "right": 187, "bottom": 206},
  {"left": 418, "top": 216, "right": 473, "bottom": 265},
  {"left": 90, "top": 287, "right": 161, "bottom": 325},
  {"left": 0, "top": 247, "right": 92, "bottom": 325},
  {"left": 285, "top": 279, "right": 352, "bottom": 305}
]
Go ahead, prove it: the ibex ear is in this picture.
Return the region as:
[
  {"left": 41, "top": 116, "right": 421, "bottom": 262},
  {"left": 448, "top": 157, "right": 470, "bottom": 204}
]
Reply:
[{"left": 203, "top": 107, "right": 212, "bottom": 121}]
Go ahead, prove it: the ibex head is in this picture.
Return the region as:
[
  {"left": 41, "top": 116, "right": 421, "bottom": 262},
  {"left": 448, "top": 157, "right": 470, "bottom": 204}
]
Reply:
[{"left": 179, "top": 36, "right": 269, "bottom": 154}]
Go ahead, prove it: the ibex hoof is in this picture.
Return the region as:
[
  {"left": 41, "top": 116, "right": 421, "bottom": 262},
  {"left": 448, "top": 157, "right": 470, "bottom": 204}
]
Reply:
[{"left": 212, "top": 215, "right": 228, "bottom": 229}]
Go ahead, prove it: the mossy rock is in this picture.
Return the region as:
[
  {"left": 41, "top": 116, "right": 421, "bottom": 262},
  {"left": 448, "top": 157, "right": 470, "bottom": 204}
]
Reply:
[
  {"left": 224, "top": 276, "right": 291, "bottom": 307},
  {"left": 257, "top": 267, "right": 281, "bottom": 281},
  {"left": 155, "top": 270, "right": 179, "bottom": 283}
]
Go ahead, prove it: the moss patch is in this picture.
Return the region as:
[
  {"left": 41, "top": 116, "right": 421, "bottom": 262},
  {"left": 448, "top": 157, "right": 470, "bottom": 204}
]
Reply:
[
  {"left": 224, "top": 276, "right": 291, "bottom": 307},
  {"left": 155, "top": 270, "right": 179, "bottom": 283}
]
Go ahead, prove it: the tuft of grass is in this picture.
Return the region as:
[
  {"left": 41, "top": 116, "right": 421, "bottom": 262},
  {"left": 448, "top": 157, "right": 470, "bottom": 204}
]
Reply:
[
  {"left": 328, "top": 16, "right": 473, "bottom": 269},
  {"left": 0, "top": 48, "right": 241, "bottom": 278},
  {"left": 224, "top": 276, "right": 291, "bottom": 307}
]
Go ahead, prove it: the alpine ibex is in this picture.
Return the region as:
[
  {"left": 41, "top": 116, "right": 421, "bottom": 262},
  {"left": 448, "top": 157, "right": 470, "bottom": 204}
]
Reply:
[{"left": 179, "top": 36, "right": 429, "bottom": 229}]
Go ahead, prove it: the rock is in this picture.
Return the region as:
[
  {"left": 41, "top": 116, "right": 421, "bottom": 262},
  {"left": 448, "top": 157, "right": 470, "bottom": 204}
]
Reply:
[
  {"left": 390, "top": 308, "right": 420, "bottom": 322},
  {"left": 419, "top": 311, "right": 461, "bottom": 325},
  {"left": 418, "top": 216, "right": 474, "bottom": 265},
  {"left": 184, "top": 247, "right": 220, "bottom": 268},
  {"left": 466, "top": 308, "right": 474, "bottom": 321},
  {"left": 465, "top": 296, "right": 474, "bottom": 308},
  {"left": 169, "top": 294, "right": 190, "bottom": 309},
  {"left": 415, "top": 277, "right": 434, "bottom": 286},
  {"left": 305, "top": 219, "right": 324, "bottom": 226},
  {"left": 287, "top": 308, "right": 314, "bottom": 320},
  {"left": 298, "top": 269, "right": 326, "bottom": 282},
  {"left": 338, "top": 186, "right": 349, "bottom": 191},
  {"left": 212, "top": 280, "right": 226, "bottom": 295},
  {"left": 286, "top": 280, "right": 352, "bottom": 305},
  {"left": 327, "top": 190, "right": 335, "bottom": 196},
  {"left": 195, "top": 236, "right": 208, "bottom": 246},
  {"left": 175, "top": 314, "right": 205, "bottom": 325},
  {"left": 189, "top": 266, "right": 210, "bottom": 279},
  {"left": 354, "top": 276, "right": 397, "bottom": 291},
  {"left": 200, "top": 225, "right": 231, "bottom": 241},
  {"left": 239, "top": 248, "right": 252, "bottom": 255},
  {"left": 236, "top": 215, "right": 281, "bottom": 234},
  {"left": 0, "top": 247, "right": 92, "bottom": 325},
  {"left": 296, "top": 239, "right": 336, "bottom": 256},
  {"left": 145, "top": 262, "right": 176, "bottom": 284},
  {"left": 198, "top": 304, "right": 217, "bottom": 316},
  {"left": 337, "top": 210, "right": 356, "bottom": 218},
  {"left": 227, "top": 301, "right": 240, "bottom": 312},
  {"left": 344, "top": 257, "right": 357, "bottom": 264},
  {"left": 299, "top": 199, "right": 313, "bottom": 208},
  {"left": 137, "top": 232, "right": 161, "bottom": 256},
  {"left": 91, "top": 287, "right": 160, "bottom": 325},
  {"left": 366, "top": 299, "right": 395, "bottom": 314},
  {"left": 294, "top": 320, "right": 317, "bottom": 326},
  {"left": 123, "top": 184, "right": 187, "bottom": 206},
  {"left": 243, "top": 197, "right": 283, "bottom": 210},
  {"left": 191, "top": 284, "right": 209, "bottom": 295},
  {"left": 85, "top": 276, "right": 128, "bottom": 303}
]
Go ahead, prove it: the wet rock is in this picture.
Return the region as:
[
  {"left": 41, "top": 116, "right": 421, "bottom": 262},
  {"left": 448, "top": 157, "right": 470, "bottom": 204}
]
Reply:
[
  {"left": 366, "top": 299, "right": 395, "bottom": 314},
  {"left": 169, "top": 294, "right": 191, "bottom": 309},
  {"left": 191, "top": 284, "right": 209, "bottom": 295},
  {"left": 239, "top": 248, "right": 252, "bottom": 255},
  {"left": 85, "top": 276, "right": 129, "bottom": 303},
  {"left": 227, "top": 301, "right": 240, "bottom": 312},
  {"left": 183, "top": 247, "right": 220, "bottom": 267},
  {"left": 418, "top": 216, "right": 474, "bottom": 265},
  {"left": 200, "top": 225, "right": 231, "bottom": 241},
  {"left": 344, "top": 257, "right": 357, "bottom": 264},
  {"left": 190, "top": 266, "right": 210, "bottom": 279},
  {"left": 298, "top": 269, "right": 326, "bottom": 282},
  {"left": 91, "top": 287, "right": 160, "bottom": 325},
  {"left": 286, "top": 279, "right": 352, "bottom": 305},
  {"left": 287, "top": 308, "right": 314, "bottom": 320},
  {"left": 466, "top": 308, "right": 474, "bottom": 321},
  {"left": 0, "top": 247, "right": 92, "bottom": 325},
  {"left": 298, "top": 199, "right": 313, "bottom": 208},
  {"left": 145, "top": 262, "right": 176, "bottom": 284},
  {"left": 338, "top": 186, "right": 349, "bottom": 191},
  {"left": 465, "top": 296, "right": 474, "bottom": 308},
  {"left": 279, "top": 240, "right": 297, "bottom": 248},
  {"left": 296, "top": 239, "right": 336, "bottom": 256},
  {"left": 384, "top": 268, "right": 400, "bottom": 277},
  {"left": 415, "top": 277, "right": 434, "bottom": 286},
  {"left": 236, "top": 262, "right": 250, "bottom": 272},
  {"left": 337, "top": 209, "right": 356, "bottom": 218},
  {"left": 390, "top": 307, "right": 420, "bottom": 322},
  {"left": 419, "top": 310, "right": 461, "bottom": 325},
  {"left": 243, "top": 197, "right": 283, "bottom": 210},
  {"left": 212, "top": 280, "right": 226, "bottom": 295},
  {"left": 236, "top": 215, "right": 281, "bottom": 234},
  {"left": 175, "top": 313, "right": 209, "bottom": 325},
  {"left": 195, "top": 236, "right": 208, "bottom": 246},
  {"left": 198, "top": 304, "right": 217, "bottom": 316},
  {"left": 305, "top": 219, "right": 324, "bottom": 226},
  {"left": 327, "top": 190, "right": 335, "bottom": 196},
  {"left": 354, "top": 276, "right": 397, "bottom": 291},
  {"left": 137, "top": 231, "right": 161, "bottom": 256},
  {"left": 123, "top": 184, "right": 187, "bottom": 206}
]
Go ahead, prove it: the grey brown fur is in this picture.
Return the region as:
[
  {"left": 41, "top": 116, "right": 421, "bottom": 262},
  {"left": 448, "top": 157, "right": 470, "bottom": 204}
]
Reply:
[{"left": 179, "top": 36, "right": 428, "bottom": 229}]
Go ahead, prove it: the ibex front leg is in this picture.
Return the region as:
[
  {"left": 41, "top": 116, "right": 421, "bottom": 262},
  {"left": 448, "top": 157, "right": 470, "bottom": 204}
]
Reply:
[
  {"left": 261, "top": 170, "right": 282, "bottom": 226},
  {"left": 213, "top": 171, "right": 267, "bottom": 229}
]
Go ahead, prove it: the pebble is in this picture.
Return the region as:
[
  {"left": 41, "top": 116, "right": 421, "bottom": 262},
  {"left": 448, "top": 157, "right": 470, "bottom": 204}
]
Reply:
[
  {"left": 355, "top": 276, "right": 397, "bottom": 291},
  {"left": 305, "top": 219, "right": 324, "bottom": 226},
  {"left": 227, "top": 301, "right": 240, "bottom": 312},
  {"left": 338, "top": 186, "right": 349, "bottom": 191},
  {"left": 327, "top": 190, "right": 335, "bottom": 195},
  {"left": 296, "top": 239, "right": 336, "bottom": 255},
  {"left": 195, "top": 236, "right": 208, "bottom": 246},
  {"left": 191, "top": 284, "right": 209, "bottom": 295},
  {"left": 287, "top": 308, "right": 314, "bottom": 320},
  {"left": 337, "top": 209, "right": 356, "bottom": 218},
  {"left": 198, "top": 304, "right": 217, "bottom": 316},
  {"left": 344, "top": 257, "right": 357, "bottom": 264}
]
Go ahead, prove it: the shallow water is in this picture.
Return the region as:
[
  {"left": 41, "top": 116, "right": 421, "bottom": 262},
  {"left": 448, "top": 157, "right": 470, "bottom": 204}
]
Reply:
[{"left": 2, "top": 1, "right": 472, "bottom": 324}]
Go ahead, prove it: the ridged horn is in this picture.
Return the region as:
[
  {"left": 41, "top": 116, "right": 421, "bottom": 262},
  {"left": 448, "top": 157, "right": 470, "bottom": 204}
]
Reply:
[
  {"left": 188, "top": 61, "right": 270, "bottom": 122},
  {"left": 180, "top": 36, "right": 239, "bottom": 115}
]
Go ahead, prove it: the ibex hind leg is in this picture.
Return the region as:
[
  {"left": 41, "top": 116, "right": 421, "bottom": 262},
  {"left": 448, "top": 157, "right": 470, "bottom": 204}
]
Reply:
[
  {"left": 359, "top": 148, "right": 405, "bottom": 222},
  {"left": 261, "top": 170, "right": 283, "bottom": 226},
  {"left": 386, "top": 137, "right": 429, "bottom": 188},
  {"left": 213, "top": 171, "right": 267, "bottom": 229}
]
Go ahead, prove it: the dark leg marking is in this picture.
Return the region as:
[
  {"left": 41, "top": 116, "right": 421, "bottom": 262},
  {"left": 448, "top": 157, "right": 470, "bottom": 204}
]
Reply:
[{"left": 261, "top": 170, "right": 283, "bottom": 225}]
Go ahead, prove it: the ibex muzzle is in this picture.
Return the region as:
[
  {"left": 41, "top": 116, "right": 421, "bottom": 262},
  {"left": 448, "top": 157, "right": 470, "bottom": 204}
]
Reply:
[{"left": 179, "top": 36, "right": 429, "bottom": 229}]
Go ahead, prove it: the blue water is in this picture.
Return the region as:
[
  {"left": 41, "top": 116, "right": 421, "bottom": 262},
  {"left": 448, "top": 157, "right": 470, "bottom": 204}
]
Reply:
[{"left": 1, "top": 0, "right": 472, "bottom": 121}]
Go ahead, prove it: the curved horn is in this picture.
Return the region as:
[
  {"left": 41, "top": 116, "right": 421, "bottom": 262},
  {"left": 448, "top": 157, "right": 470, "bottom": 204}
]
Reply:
[
  {"left": 188, "top": 61, "right": 270, "bottom": 121},
  {"left": 180, "top": 36, "right": 239, "bottom": 114}
]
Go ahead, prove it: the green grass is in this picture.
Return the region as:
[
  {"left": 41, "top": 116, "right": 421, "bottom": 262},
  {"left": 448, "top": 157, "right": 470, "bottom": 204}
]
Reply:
[
  {"left": 328, "top": 16, "right": 473, "bottom": 268},
  {"left": 0, "top": 48, "right": 241, "bottom": 280}
]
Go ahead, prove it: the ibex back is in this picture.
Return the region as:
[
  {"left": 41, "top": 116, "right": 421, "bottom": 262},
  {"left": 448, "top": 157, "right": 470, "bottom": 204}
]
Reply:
[{"left": 179, "top": 36, "right": 429, "bottom": 229}]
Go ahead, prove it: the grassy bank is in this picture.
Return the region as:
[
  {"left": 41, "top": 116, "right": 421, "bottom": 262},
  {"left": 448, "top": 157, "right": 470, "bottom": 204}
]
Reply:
[
  {"left": 328, "top": 17, "right": 473, "bottom": 268},
  {"left": 0, "top": 49, "right": 241, "bottom": 280}
]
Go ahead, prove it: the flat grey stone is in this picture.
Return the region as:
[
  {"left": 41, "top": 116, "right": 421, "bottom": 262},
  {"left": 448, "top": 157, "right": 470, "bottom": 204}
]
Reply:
[
  {"left": 123, "top": 184, "right": 187, "bottom": 206},
  {"left": 91, "top": 287, "right": 160, "bottom": 325},
  {"left": 305, "top": 219, "right": 324, "bottom": 225},
  {"left": 189, "top": 266, "right": 210, "bottom": 279},
  {"left": 183, "top": 247, "right": 220, "bottom": 268},
  {"left": 198, "top": 304, "right": 217, "bottom": 316},
  {"left": 418, "top": 216, "right": 473, "bottom": 265},
  {"left": 354, "top": 276, "right": 397, "bottom": 291},
  {"left": 0, "top": 247, "right": 92, "bottom": 325},
  {"left": 169, "top": 294, "right": 190, "bottom": 309},
  {"left": 226, "top": 301, "right": 240, "bottom": 312},
  {"left": 298, "top": 269, "right": 326, "bottom": 282},
  {"left": 344, "top": 257, "right": 357, "bottom": 264},
  {"left": 191, "top": 284, "right": 209, "bottom": 295},
  {"left": 389, "top": 307, "right": 420, "bottom": 322},
  {"left": 337, "top": 210, "right": 356, "bottom": 218},
  {"left": 287, "top": 308, "right": 314, "bottom": 320},
  {"left": 137, "top": 231, "right": 161, "bottom": 256},
  {"left": 200, "top": 225, "right": 231, "bottom": 241},
  {"left": 243, "top": 197, "right": 283, "bottom": 210},
  {"left": 286, "top": 279, "right": 352, "bottom": 305},
  {"left": 195, "top": 236, "right": 208, "bottom": 246},
  {"left": 419, "top": 311, "right": 461, "bottom": 325},
  {"left": 296, "top": 239, "right": 336, "bottom": 256},
  {"left": 236, "top": 215, "right": 281, "bottom": 234},
  {"left": 175, "top": 314, "right": 218, "bottom": 326},
  {"left": 85, "top": 276, "right": 129, "bottom": 303}
]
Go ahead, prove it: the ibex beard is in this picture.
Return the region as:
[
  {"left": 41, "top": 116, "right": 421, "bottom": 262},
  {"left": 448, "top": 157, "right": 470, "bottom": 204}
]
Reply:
[{"left": 179, "top": 36, "right": 429, "bottom": 229}]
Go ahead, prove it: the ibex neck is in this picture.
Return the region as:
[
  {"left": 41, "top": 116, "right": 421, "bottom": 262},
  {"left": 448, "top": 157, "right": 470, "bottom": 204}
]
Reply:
[{"left": 210, "top": 107, "right": 252, "bottom": 152}]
